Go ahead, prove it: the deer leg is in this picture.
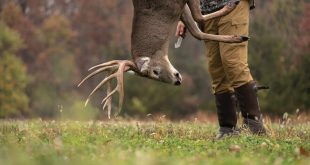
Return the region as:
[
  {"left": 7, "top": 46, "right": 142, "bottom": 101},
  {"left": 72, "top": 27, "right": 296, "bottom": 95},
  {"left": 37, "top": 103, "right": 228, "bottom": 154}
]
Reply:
[
  {"left": 187, "top": 0, "right": 240, "bottom": 23},
  {"left": 181, "top": 5, "right": 248, "bottom": 43}
]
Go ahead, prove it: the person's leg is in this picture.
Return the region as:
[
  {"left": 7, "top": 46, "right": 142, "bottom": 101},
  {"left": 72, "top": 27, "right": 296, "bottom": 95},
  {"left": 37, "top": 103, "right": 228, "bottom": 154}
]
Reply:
[
  {"left": 214, "top": 92, "right": 239, "bottom": 139},
  {"left": 218, "top": 0, "right": 266, "bottom": 134},
  {"left": 234, "top": 81, "right": 266, "bottom": 134},
  {"left": 203, "top": 18, "right": 238, "bottom": 138}
]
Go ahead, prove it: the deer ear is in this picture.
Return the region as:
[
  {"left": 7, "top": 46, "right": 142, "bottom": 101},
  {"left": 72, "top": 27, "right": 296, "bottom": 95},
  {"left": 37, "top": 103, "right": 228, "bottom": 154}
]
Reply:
[{"left": 136, "top": 57, "right": 150, "bottom": 74}]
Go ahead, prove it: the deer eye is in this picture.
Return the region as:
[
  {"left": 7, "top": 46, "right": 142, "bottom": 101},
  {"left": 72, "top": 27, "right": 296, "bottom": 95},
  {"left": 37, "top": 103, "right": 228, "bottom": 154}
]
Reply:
[{"left": 153, "top": 70, "right": 159, "bottom": 76}]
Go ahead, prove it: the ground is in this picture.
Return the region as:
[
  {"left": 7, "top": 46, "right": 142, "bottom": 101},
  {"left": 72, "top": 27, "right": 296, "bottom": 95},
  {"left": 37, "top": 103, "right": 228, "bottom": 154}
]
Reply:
[{"left": 0, "top": 118, "right": 309, "bottom": 165}]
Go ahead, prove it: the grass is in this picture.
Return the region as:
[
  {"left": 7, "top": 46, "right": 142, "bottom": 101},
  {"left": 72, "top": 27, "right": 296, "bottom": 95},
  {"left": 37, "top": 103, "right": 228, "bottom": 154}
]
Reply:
[{"left": 0, "top": 118, "right": 309, "bottom": 165}]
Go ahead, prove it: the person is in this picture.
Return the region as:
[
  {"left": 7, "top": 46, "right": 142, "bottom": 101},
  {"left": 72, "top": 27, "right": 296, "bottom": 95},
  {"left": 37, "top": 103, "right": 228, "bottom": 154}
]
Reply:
[{"left": 176, "top": 0, "right": 266, "bottom": 139}]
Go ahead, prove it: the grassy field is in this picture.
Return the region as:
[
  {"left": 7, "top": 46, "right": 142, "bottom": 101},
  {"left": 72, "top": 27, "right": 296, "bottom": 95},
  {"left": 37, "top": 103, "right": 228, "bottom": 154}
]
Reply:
[{"left": 0, "top": 118, "right": 309, "bottom": 165}]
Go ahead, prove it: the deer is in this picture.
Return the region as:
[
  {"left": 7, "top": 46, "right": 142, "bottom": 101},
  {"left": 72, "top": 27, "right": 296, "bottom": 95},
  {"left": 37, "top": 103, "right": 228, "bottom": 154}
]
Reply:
[{"left": 78, "top": 0, "right": 248, "bottom": 118}]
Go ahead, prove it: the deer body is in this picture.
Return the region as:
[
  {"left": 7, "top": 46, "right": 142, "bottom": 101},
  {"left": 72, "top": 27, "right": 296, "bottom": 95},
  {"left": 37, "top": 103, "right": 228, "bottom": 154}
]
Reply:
[
  {"left": 79, "top": 0, "right": 246, "bottom": 118},
  {"left": 131, "top": 0, "right": 187, "bottom": 84},
  {"left": 132, "top": 0, "right": 184, "bottom": 60}
]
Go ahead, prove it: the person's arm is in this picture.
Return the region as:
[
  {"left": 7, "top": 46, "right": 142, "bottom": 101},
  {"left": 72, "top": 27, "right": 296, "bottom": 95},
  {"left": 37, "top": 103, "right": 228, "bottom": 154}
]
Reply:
[
  {"left": 177, "top": 5, "right": 248, "bottom": 43},
  {"left": 187, "top": 0, "right": 240, "bottom": 23},
  {"left": 175, "top": 21, "right": 186, "bottom": 38}
]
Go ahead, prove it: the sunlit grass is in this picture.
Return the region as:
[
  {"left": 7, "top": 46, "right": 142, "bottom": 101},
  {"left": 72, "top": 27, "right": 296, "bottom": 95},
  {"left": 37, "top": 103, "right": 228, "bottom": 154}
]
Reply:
[{"left": 0, "top": 118, "right": 309, "bottom": 165}]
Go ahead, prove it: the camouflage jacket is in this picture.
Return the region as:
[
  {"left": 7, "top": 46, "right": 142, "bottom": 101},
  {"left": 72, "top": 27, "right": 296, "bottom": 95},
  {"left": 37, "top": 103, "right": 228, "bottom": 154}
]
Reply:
[{"left": 200, "top": 0, "right": 255, "bottom": 14}]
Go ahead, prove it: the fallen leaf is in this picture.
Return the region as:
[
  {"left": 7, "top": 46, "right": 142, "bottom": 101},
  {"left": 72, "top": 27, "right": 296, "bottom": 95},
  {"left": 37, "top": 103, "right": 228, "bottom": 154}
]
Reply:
[
  {"left": 300, "top": 147, "right": 309, "bottom": 157},
  {"left": 229, "top": 145, "right": 241, "bottom": 152},
  {"left": 260, "top": 142, "right": 268, "bottom": 148}
]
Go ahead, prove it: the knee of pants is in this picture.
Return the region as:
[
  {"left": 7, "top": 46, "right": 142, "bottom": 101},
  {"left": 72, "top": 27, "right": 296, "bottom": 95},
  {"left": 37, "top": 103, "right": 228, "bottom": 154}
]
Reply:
[{"left": 219, "top": 44, "right": 253, "bottom": 87}]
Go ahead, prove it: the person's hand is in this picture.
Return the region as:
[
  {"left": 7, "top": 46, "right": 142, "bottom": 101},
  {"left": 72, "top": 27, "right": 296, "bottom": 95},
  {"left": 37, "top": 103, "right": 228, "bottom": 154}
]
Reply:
[{"left": 175, "top": 21, "right": 186, "bottom": 38}]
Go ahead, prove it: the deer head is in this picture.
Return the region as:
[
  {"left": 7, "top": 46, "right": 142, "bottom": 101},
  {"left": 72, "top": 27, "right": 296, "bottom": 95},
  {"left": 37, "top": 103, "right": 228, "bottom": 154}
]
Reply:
[
  {"left": 135, "top": 56, "right": 182, "bottom": 85},
  {"left": 79, "top": 0, "right": 246, "bottom": 118}
]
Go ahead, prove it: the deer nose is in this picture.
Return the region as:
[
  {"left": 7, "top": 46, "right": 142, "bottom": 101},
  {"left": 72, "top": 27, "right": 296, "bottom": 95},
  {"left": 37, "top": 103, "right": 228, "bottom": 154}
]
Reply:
[
  {"left": 174, "top": 72, "right": 182, "bottom": 80},
  {"left": 174, "top": 72, "right": 182, "bottom": 86}
]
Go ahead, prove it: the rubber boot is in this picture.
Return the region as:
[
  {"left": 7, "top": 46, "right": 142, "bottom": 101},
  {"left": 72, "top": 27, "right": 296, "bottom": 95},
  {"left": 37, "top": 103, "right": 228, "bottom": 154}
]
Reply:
[
  {"left": 234, "top": 81, "right": 266, "bottom": 134},
  {"left": 215, "top": 92, "right": 239, "bottom": 139}
]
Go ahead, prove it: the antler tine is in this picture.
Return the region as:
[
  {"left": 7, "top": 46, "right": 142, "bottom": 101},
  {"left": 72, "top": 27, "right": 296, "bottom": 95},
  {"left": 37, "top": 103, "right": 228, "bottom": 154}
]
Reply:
[
  {"left": 99, "top": 60, "right": 136, "bottom": 118},
  {"left": 81, "top": 60, "right": 136, "bottom": 118},
  {"left": 116, "top": 62, "right": 127, "bottom": 114},
  {"left": 102, "top": 71, "right": 118, "bottom": 119},
  {"left": 78, "top": 65, "right": 116, "bottom": 87},
  {"left": 102, "top": 100, "right": 109, "bottom": 114},
  {"left": 101, "top": 88, "right": 118, "bottom": 119},
  {"left": 86, "top": 73, "right": 116, "bottom": 100},
  {"left": 102, "top": 82, "right": 111, "bottom": 111},
  {"left": 88, "top": 61, "right": 119, "bottom": 71},
  {"left": 101, "top": 88, "right": 118, "bottom": 107},
  {"left": 102, "top": 77, "right": 112, "bottom": 118}
]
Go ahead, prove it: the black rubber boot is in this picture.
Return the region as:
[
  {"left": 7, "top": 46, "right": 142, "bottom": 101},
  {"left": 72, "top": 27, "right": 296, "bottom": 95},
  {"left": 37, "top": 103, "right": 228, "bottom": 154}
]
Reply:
[
  {"left": 244, "top": 118, "right": 266, "bottom": 134},
  {"left": 234, "top": 81, "right": 266, "bottom": 135},
  {"left": 215, "top": 127, "right": 239, "bottom": 140},
  {"left": 215, "top": 92, "right": 239, "bottom": 139}
]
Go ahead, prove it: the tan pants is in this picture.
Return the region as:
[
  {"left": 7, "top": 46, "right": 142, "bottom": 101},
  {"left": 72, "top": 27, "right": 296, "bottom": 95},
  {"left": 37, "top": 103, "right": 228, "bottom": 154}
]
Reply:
[{"left": 203, "top": 0, "right": 253, "bottom": 94}]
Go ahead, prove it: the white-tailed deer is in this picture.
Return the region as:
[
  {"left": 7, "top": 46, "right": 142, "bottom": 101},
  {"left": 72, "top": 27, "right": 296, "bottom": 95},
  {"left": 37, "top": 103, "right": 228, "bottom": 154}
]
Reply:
[{"left": 78, "top": 0, "right": 248, "bottom": 118}]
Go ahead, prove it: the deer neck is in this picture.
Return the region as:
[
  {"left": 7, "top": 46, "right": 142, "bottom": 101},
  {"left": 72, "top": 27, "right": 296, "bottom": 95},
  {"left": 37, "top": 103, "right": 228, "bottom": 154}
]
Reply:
[{"left": 131, "top": 0, "right": 186, "bottom": 61}]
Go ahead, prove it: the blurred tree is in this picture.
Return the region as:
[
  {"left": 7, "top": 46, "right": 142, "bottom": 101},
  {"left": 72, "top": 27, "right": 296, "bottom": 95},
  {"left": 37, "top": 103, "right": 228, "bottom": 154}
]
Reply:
[
  {"left": 249, "top": 0, "right": 309, "bottom": 114},
  {"left": 0, "top": 1, "right": 40, "bottom": 72},
  {"left": 30, "top": 13, "right": 80, "bottom": 118},
  {"left": 72, "top": 0, "right": 133, "bottom": 73},
  {"left": 0, "top": 22, "right": 29, "bottom": 118},
  {"left": 297, "top": 3, "right": 310, "bottom": 53}
]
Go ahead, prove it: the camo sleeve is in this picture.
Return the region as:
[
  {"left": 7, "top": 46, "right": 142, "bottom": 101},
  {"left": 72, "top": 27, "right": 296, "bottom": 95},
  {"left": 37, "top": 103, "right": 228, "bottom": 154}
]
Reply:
[{"left": 200, "top": 0, "right": 230, "bottom": 14}]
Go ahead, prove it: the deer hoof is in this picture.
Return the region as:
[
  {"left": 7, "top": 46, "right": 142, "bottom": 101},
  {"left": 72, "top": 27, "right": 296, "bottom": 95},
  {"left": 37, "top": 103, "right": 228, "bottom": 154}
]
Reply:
[
  {"left": 234, "top": 0, "right": 240, "bottom": 5},
  {"left": 240, "top": 36, "right": 250, "bottom": 41}
]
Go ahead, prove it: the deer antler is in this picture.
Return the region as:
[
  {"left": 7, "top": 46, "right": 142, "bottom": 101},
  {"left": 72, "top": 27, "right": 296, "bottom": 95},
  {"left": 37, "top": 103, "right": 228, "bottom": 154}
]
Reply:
[{"left": 78, "top": 60, "right": 137, "bottom": 118}]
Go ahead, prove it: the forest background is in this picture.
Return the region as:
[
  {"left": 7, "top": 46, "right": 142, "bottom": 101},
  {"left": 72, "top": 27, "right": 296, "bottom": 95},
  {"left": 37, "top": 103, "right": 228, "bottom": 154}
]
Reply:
[{"left": 0, "top": 0, "right": 309, "bottom": 119}]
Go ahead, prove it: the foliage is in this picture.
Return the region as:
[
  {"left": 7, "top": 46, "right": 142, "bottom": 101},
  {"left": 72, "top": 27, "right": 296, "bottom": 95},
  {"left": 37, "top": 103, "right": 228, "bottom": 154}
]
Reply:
[
  {"left": 249, "top": 0, "right": 309, "bottom": 115},
  {"left": 0, "top": 119, "right": 309, "bottom": 165},
  {"left": 0, "top": 22, "right": 29, "bottom": 118},
  {"left": 29, "top": 13, "right": 80, "bottom": 117}
]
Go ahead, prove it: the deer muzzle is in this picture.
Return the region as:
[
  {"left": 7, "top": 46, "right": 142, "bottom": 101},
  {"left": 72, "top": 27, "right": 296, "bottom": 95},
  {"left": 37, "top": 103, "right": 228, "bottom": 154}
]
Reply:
[{"left": 174, "top": 72, "right": 182, "bottom": 86}]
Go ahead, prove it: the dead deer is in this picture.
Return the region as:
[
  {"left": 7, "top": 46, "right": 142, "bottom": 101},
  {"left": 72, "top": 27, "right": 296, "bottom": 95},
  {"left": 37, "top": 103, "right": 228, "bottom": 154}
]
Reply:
[{"left": 78, "top": 0, "right": 248, "bottom": 118}]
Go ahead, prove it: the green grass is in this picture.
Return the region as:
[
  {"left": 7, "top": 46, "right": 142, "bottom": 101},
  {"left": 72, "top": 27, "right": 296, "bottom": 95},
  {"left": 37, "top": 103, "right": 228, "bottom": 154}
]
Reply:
[{"left": 0, "top": 119, "right": 309, "bottom": 165}]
